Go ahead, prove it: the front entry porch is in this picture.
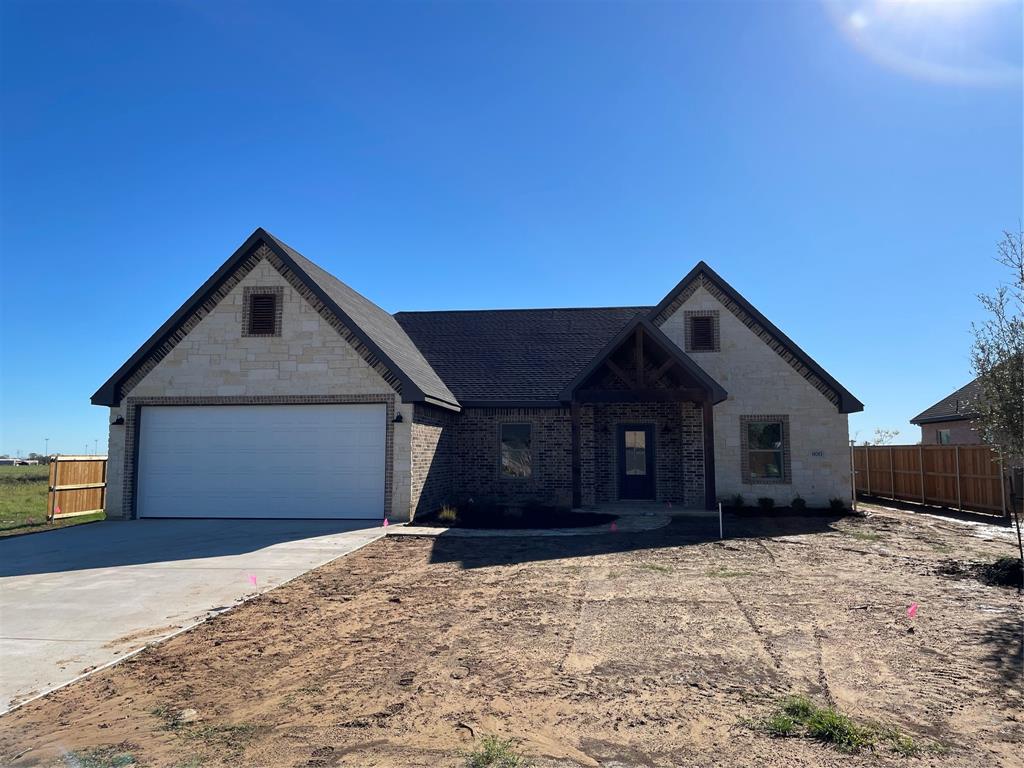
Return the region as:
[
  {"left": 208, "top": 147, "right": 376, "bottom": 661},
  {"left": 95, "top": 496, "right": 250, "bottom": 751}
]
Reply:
[{"left": 559, "top": 317, "right": 728, "bottom": 511}]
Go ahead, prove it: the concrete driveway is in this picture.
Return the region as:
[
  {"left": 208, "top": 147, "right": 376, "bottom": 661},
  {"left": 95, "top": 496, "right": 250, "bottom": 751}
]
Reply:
[{"left": 0, "top": 519, "right": 385, "bottom": 713}]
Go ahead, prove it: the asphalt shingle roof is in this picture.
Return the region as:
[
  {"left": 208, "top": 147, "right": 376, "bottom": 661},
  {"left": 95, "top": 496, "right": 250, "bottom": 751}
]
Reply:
[
  {"left": 264, "top": 232, "right": 459, "bottom": 407},
  {"left": 394, "top": 307, "right": 650, "bottom": 403},
  {"left": 910, "top": 378, "right": 982, "bottom": 424}
]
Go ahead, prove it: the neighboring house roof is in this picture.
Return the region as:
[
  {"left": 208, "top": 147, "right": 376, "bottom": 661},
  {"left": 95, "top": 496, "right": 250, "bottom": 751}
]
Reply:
[
  {"left": 91, "top": 229, "right": 459, "bottom": 410},
  {"left": 649, "top": 261, "right": 864, "bottom": 414},
  {"left": 394, "top": 306, "right": 650, "bottom": 405},
  {"left": 910, "top": 378, "right": 982, "bottom": 425}
]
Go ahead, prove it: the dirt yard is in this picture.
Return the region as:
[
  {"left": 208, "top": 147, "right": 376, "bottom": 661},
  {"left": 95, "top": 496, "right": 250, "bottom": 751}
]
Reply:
[{"left": 1, "top": 505, "right": 1021, "bottom": 768}]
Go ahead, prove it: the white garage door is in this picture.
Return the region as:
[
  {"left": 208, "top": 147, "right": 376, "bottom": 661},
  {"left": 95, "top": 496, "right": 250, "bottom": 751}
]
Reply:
[{"left": 136, "top": 404, "right": 386, "bottom": 519}]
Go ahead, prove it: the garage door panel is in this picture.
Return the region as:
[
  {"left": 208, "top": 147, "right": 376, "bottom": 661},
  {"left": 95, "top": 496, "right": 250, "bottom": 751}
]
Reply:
[{"left": 137, "top": 404, "right": 386, "bottom": 519}]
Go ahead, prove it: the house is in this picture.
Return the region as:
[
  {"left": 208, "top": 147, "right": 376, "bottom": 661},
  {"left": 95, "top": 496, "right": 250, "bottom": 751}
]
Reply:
[
  {"left": 910, "top": 379, "right": 983, "bottom": 445},
  {"left": 92, "top": 229, "right": 862, "bottom": 521}
]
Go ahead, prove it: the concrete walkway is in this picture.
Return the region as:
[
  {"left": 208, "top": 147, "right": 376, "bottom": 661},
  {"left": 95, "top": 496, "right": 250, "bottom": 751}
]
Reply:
[{"left": 0, "top": 519, "right": 385, "bottom": 713}]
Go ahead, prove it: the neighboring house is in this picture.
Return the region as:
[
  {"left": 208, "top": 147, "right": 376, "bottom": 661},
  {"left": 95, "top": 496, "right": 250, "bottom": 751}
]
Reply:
[
  {"left": 93, "top": 229, "right": 862, "bottom": 521},
  {"left": 910, "top": 379, "right": 983, "bottom": 445}
]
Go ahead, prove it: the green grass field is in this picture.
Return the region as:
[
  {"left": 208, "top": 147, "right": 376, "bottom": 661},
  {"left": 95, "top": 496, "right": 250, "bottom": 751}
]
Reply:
[{"left": 0, "top": 465, "right": 104, "bottom": 537}]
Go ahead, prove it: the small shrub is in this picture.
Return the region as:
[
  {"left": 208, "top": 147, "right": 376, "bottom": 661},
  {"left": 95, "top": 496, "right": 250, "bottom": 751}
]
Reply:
[
  {"left": 757, "top": 497, "right": 775, "bottom": 512},
  {"left": 464, "top": 735, "right": 530, "bottom": 768},
  {"left": 764, "top": 712, "right": 796, "bottom": 737},
  {"left": 791, "top": 495, "right": 807, "bottom": 512},
  {"left": 781, "top": 694, "right": 815, "bottom": 720},
  {"left": 759, "top": 694, "right": 933, "bottom": 756},
  {"left": 438, "top": 505, "right": 458, "bottom": 524},
  {"left": 829, "top": 497, "right": 846, "bottom": 513},
  {"left": 805, "top": 707, "right": 875, "bottom": 753},
  {"left": 729, "top": 493, "right": 745, "bottom": 510}
]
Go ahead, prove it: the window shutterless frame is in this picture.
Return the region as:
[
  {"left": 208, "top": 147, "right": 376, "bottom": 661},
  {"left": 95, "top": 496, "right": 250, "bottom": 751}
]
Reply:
[{"left": 498, "top": 422, "right": 533, "bottom": 479}]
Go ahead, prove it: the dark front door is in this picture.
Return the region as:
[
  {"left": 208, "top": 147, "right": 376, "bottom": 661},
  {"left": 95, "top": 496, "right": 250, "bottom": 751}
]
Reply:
[{"left": 618, "top": 425, "right": 655, "bottom": 500}]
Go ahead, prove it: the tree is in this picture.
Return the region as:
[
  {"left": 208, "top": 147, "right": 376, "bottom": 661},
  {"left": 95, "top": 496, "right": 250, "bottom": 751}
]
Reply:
[{"left": 970, "top": 228, "right": 1024, "bottom": 589}]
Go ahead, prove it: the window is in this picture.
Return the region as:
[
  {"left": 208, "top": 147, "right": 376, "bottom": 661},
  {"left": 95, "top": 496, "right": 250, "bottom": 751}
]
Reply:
[
  {"left": 741, "top": 415, "right": 790, "bottom": 484},
  {"left": 684, "top": 310, "right": 719, "bottom": 352},
  {"left": 242, "top": 286, "right": 283, "bottom": 337},
  {"left": 500, "top": 423, "right": 532, "bottom": 478},
  {"left": 937, "top": 429, "right": 951, "bottom": 445}
]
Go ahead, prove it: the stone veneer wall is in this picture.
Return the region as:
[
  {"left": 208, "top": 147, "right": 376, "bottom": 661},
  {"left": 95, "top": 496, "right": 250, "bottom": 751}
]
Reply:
[
  {"left": 452, "top": 407, "right": 573, "bottom": 508},
  {"left": 658, "top": 283, "right": 851, "bottom": 506},
  {"left": 105, "top": 254, "right": 414, "bottom": 521},
  {"left": 584, "top": 402, "right": 705, "bottom": 507},
  {"left": 410, "top": 404, "right": 456, "bottom": 519}
]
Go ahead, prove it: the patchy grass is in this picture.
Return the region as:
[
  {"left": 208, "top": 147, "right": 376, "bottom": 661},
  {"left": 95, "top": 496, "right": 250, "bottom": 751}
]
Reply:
[
  {"left": 706, "top": 568, "right": 753, "bottom": 578},
  {"left": 66, "top": 744, "right": 137, "bottom": 767},
  {"left": 464, "top": 736, "right": 530, "bottom": 768},
  {"left": 757, "top": 694, "right": 933, "bottom": 755},
  {"left": 0, "top": 465, "right": 104, "bottom": 537}
]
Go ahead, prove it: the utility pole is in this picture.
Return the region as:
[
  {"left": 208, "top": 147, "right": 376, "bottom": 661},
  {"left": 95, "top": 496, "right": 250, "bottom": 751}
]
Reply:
[
  {"left": 94, "top": 439, "right": 98, "bottom": 455},
  {"left": 45, "top": 437, "right": 49, "bottom": 456}
]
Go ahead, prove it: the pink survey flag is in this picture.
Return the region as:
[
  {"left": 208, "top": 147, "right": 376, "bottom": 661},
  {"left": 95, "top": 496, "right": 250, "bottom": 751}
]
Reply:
[
  {"left": 54, "top": 505, "right": 61, "bottom": 516},
  {"left": 609, "top": 521, "right": 617, "bottom": 532},
  {"left": 907, "top": 602, "right": 918, "bottom": 619},
  {"left": 248, "top": 574, "right": 257, "bottom": 587},
  {"left": 382, "top": 517, "right": 390, "bottom": 527}
]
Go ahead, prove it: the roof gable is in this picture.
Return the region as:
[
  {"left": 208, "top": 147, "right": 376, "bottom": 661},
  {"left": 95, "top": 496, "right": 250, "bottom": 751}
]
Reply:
[
  {"left": 649, "top": 262, "right": 863, "bottom": 414},
  {"left": 558, "top": 316, "right": 727, "bottom": 403},
  {"left": 910, "top": 378, "right": 981, "bottom": 424},
  {"left": 92, "top": 229, "right": 459, "bottom": 409}
]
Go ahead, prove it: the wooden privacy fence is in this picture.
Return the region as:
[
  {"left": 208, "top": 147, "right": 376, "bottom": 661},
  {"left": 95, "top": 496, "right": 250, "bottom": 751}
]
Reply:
[
  {"left": 853, "top": 445, "right": 1009, "bottom": 516},
  {"left": 47, "top": 455, "right": 108, "bottom": 521}
]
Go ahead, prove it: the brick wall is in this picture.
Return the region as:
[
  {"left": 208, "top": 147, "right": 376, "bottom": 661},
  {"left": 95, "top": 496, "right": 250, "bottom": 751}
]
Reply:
[
  {"left": 410, "top": 404, "right": 456, "bottom": 518},
  {"left": 918, "top": 419, "right": 981, "bottom": 445},
  {"left": 586, "top": 402, "right": 705, "bottom": 507},
  {"left": 452, "top": 407, "right": 573, "bottom": 508}
]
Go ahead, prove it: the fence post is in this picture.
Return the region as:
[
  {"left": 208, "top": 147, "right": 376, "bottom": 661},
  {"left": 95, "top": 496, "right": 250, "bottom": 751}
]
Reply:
[
  {"left": 918, "top": 444, "right": 925, "bottom": 504},
  {"left": 889, "top": 446, "right": 895, "bottom": 500},
  {"left": 849, "top": 440, "right": 857, "bottom": 511},
  {"left": 999, "top": 453, "right": 1008, "bottom": 517},
  {"left": 47, "top": 459, "right": 57, "bottom": 522},
  {"left": 955, "top": 446, "right": 962, "bottom": 512},
  {"left": 865, "top": 447, "right": 872, "bottom": 496}
]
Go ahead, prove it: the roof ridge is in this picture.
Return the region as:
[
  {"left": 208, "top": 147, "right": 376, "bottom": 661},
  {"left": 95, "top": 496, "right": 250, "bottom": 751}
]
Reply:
[{"left": 395, "top": 305, "right": 651, "bottom": 315}]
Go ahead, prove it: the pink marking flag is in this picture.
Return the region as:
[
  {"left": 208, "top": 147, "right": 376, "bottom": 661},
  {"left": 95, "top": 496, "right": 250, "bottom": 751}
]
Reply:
[
  {"left": 609, "top": 521, "right": 617, "bottom": 533},
  {"left": 247, "top": 574, "right": 257, "bottom": 587},
  {"left": 54, "top": 505, "right": 61, "bottom": 516},
  {"left": 382, "top": 517, "right": 390, "bottom": 528},
  {"left": 907, "top": 602, "right": 918, "bottom": 619}
]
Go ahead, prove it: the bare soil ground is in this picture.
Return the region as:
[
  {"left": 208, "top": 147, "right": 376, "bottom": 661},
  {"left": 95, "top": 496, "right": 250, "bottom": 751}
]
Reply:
[{"left": 1, "top": 505, "right": 1021, "bottom": 768}]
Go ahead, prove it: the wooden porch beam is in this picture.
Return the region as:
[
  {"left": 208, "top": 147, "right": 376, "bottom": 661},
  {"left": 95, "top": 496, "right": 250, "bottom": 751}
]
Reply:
[
  {"left": 604, "top": 359, "right": 636, "bottom": 389},
  {"left": 575, "top": 388, "right": 706, "bottom": 403},
  {"left": 635, "top": 326, "right": 644, "bottom": 387}
]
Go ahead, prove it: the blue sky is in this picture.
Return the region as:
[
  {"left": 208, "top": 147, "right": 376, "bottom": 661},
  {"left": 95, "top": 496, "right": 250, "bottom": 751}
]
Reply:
[{"left": 1, "top": 0, "right": 1021, "bottom": 456}]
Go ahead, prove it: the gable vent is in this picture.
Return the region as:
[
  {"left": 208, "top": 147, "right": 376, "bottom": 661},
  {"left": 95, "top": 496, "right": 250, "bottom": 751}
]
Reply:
[
  {"left": 689, "top": 315, "right": 715, "bottom": 351},
  {"left": 246, "top": 290, "right": 280, "bottom": 335}
]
